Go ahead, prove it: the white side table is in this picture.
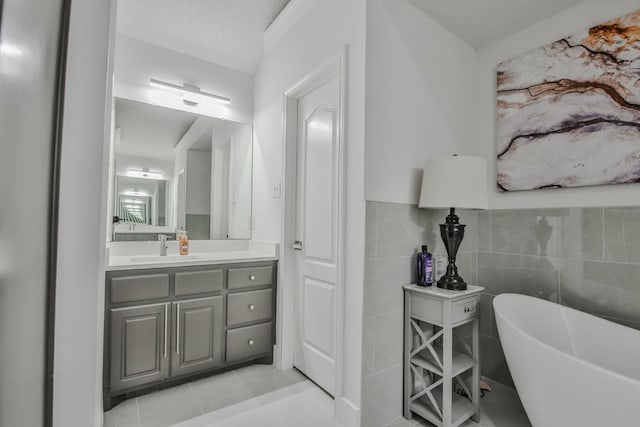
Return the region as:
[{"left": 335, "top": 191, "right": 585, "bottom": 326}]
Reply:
[{"left": 403, "top": 284, "right": 484, "bottom": 427}]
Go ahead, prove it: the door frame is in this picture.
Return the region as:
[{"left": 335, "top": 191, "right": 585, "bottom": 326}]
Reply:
[{"left": 278, "top": 47, "right": 347, "bottom": 406}]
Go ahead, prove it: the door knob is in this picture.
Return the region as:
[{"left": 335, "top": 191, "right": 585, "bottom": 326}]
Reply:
[
  {"left": 249, "top": 274, "right": 256, "bottom": 281},
  {"left": 292, "top": 241, "right": 303, "bottom": 251},
  {"left": 248, "top": 339, "right": 255, "bottom": 346},
  {"left": 249, "top": 304, "right": 255, "bottom": 311}
]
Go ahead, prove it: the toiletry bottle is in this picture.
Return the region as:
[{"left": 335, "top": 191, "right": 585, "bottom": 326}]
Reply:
[
  {"left": 180, "top": 230, "right": 189, "bottom": 256},
  {"left": 417, "top": 245, "right": 433, "bottom": 287}
]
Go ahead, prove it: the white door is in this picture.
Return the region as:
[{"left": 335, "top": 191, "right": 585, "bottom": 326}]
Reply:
[{"left": 293, "top": 76, "right": 341, "bottom": 396}]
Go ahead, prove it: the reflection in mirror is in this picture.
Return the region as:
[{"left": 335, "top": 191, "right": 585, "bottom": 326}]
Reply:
[
  {"left": 116, "top": 176, "right": 168, "bottom": 225},
  {"left": 111, "top": 97, "right": 252, "bottom": 241}
]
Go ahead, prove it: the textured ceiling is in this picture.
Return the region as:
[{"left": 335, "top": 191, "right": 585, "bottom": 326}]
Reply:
[
  {"left": 115, "top": 98, "right": 198, "bottom": 160},
  {"left": 411, "top": 0, "right": 588, "bottom": 49},
  {"left": 116, "top": 0, "right": 291, "bottom": 74}
]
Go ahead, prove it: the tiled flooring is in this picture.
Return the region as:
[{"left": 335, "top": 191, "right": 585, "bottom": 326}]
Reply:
[
  {"left": 176, "top": 380, "right": 341, "bottom": 427},
  {"left": 383, "top": 379, "right": 531, "bottom": 427},
  {"left": 107, "top": 367, "right": 530, "bottom": 427},
  {"left": 104, "top": 364, "right": 307, "bottom": 427}
]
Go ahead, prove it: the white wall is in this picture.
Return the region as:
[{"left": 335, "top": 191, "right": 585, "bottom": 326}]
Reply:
[
  {"left": 475, "top": 0, "right": 640, "bottom": 210},
  {"left": 53, "top": 0, "right": 114, "bottom": 426},
  {"left": 253, "top": 0, "right": 366, "bottom": 423},
  {"left": 186, "top": 150, "right": 212, "bottom": 215},
  {"left": 114, "top": 35, "right": 254, "bottom": 124},
  {"left": 364, "top": 0, "right": 478, "bottom": 205}
]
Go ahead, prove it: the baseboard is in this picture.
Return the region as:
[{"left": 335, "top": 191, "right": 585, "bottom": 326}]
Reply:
[
  {"left": 336, "top": 397, "right": 360, "bottom": 427},
  {"left": 273, "top": 345, "right": 282, "bottom": 369}
]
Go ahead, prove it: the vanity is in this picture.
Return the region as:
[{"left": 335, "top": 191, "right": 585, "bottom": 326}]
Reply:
[
  {"left": 104, "top": 89, "right": 270, "bottom": 409},
  {"left": 103, "top": 241, "right": 278, "bottom": 409}
]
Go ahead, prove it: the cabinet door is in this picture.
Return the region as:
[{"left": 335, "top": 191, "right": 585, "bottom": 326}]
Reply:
[
  {"left": 172, "top": 296, "right": 223, "bottom": 377},
  {"left": 110, "top": 303, "right": 170, "bottom": 392}
]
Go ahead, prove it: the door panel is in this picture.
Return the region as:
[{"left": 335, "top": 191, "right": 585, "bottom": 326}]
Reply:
[
  {"left": 110, "top": 304, "right": 169, "bottom": 392},
  {"left": 172, "top": 296, "right": 223, "bottom": 377},
  {"left": 303, "top": 278, "right": 335, "bottom": 357},
  {"left": 293, "top": 76, "right": 340, "bottom": 396},
  {"left": 304, "top": 108, "right": 337, "bottom": 262}
]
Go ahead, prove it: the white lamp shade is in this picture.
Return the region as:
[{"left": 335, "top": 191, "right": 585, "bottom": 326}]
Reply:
[{"left": 418, "top": 155, "right": 488, "bottom": 209}]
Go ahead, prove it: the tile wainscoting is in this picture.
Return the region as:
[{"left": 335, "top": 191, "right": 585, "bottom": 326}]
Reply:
[{"left": 362, "top": 202, "right": 640, "bottom": 426}]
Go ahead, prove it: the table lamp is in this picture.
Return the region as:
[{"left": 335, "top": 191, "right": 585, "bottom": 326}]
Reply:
[{"left": 418, "top": 155, "right": 488, "bottom": 290}]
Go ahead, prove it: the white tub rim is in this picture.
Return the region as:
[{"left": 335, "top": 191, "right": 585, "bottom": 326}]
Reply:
[{"left": 493, "top": 292, "right": 640, "bottom": 387}]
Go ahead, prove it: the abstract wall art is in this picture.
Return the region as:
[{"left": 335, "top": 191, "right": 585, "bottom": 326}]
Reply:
[{"left": 496, "top": 10, "right": 640, "bottom": 192}]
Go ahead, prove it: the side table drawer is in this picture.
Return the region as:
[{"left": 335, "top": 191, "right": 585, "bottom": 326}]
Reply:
[
  {"left": 410, "top": 293, "right": 443, "bottom": 324},
  {"left": 453, "top": 296, "right": 478, "bottom": 324}
]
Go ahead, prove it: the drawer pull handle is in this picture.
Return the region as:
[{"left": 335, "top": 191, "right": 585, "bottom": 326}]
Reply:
[
  {"left": 249, "top": 304, "right": 256, "bottom": 311},
  {"left": 248, "top": 339, "right": 255, "bottom": 346},
  {"left": 249, "top": 274, "right": 256, "bottom": 281},
  {"left": 464, "top": 307, "right": 470, "bottom": 313}
]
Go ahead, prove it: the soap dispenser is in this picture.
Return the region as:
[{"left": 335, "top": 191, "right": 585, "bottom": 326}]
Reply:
[
  {"left": 417, "top": 245, "right": 433, "bottom": 287},
  {"left": 179, "top": 229, "right": 189, "bottom": 256}
]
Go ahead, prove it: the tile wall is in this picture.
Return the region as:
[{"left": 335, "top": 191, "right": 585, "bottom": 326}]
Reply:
[
  {"left": 361, "top": 202, "right": 640, "bottom": 426},
  {"left": 361, "top": 202, "right": 476, "bottom": 427}
]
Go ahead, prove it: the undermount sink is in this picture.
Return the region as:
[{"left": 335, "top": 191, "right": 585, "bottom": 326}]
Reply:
[{"left": 130, "top": 254, "right": 204, "bottom": 263}]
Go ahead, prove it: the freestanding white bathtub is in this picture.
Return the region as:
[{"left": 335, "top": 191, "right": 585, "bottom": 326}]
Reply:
[{"left": 494, "top": 293, "right": 640, "bottom": 427}]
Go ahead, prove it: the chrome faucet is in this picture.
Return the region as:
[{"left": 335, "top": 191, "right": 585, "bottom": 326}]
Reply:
[{"left": 158, "top": 234, "right": 169, "bottom": 256}]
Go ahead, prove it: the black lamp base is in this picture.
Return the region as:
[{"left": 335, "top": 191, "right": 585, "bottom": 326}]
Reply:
[
  {"left": 437, "top": 207, "right": 468, "bottom": 291},
  {"left": 437, "top": 271, "right": 467, "bottom": 291}
]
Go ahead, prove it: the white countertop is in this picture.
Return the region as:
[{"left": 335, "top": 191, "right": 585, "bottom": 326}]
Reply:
[{"left": 106, "top": 240, "right": 278, "bottom": 271}]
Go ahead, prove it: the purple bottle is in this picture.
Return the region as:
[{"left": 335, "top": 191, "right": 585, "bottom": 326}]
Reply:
[{"left": 417, "top": 245, "right": 433, "bottom": 287}]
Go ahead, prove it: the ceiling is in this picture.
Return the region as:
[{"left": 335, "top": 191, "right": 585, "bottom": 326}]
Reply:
[
  {"left": 411, "top": 0, "right": 588, "bottom": 49},
  {"left": 115, "top": 98, "right": 198, "bottom": 160},
  {"left": 116, "top": 0, "right": 291, "bottom": 74}
]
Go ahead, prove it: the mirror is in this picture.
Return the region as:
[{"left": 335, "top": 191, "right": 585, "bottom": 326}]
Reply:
[{"left": 111, "top": 97, "right": 252, "bottom": 241}]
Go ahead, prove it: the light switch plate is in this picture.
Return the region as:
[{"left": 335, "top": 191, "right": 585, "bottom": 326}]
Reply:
[{"left": 272, "top": 182, "right": 281, "bottom": 198}]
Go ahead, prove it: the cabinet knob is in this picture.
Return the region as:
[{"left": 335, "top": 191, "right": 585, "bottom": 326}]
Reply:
[
  {"left": 248, "top": 339, "right": 255, "bottom": 346},
  {"left": 249, "top": 274, "right": 256, "bottom": 281},
  {"left": 464, "top": 307, "right": 470, "bottom": 313},
  {"left": 249, "top": 304, "right": 256, "bottom": 311}
]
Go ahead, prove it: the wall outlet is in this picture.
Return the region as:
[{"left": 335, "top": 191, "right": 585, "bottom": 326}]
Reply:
[{"left": 272, "top": 182, "right": 281, "bottom": 198}]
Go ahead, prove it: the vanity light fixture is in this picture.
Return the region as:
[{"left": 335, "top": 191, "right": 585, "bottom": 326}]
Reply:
[
  {"left": 149, "top": 78, "right": 231, "bottom": 105},
  {"left": 127, "top": 168, "right": 163, "bottom": 180},
  {"left": 122, "top": 189, "right": 149, "bottom": 197}
]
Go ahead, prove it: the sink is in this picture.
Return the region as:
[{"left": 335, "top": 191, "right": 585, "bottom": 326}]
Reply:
[{"left": 130, "top": 254, "right": 204, "bottom": 263}]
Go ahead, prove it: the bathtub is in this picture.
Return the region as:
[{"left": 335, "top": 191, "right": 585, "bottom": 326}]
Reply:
[{"left": 493, "top": 293, "right": 640, "bottom": 427}]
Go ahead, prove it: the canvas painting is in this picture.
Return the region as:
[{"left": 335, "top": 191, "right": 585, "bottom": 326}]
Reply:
[{"left": 496, "top": 10, "right": 640, "bottom": 192}]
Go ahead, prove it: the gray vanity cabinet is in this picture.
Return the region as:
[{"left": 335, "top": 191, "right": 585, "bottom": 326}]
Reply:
[
  {"left": 171, "top": 296, "right": 223, "bottom": 377},
  {"left": 104, "top": 261, "right": 276, "bottom": 410},
  {"left": 110, "top": 303, "right": 170, "bottom": 392}
]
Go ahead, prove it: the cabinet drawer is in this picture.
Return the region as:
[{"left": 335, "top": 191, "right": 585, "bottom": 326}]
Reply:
[
  {"left": 228, "top": 266, "right": 273, "bottom": 290},
  {"left": 110, "top": 274, "right": 170, "bottom": 303},
  {"left": 227, "top": 289, "right": 273, "bottom": 327},
  {"left": 175, "top": 269, "right": 223, "bottom": 297},
  {"left": 226, "top": 322, "right": 272, "bottom": 363},
  {"left": 453, "top": 296, "right": 478, "bottom": 324},
  {"left": 410, "top": 293, "right": 443, "bottom": 324}
]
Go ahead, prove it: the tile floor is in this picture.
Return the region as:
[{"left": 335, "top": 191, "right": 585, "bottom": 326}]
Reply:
[
  {"left": 106, "top": 367, "right": 530, "bottom": 427},
  {"left": 383, "top": 379, "right": 531, "bottom": 427},
  {"left": 104, "top": 364, "right": 307, "bottom": 427},
  {"left": 176, "top": 380, "right": 341, "bottom": 427}
]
